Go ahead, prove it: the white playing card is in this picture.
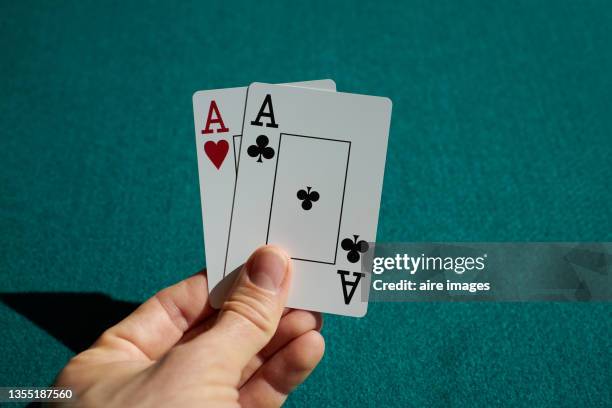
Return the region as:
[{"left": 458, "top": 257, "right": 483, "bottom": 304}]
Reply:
[
  {"left": 192, "top": 80, "right": 336, "bottom": 304},
  {"left": 225, "top": 83, "right": 392, "bottom": 317}
]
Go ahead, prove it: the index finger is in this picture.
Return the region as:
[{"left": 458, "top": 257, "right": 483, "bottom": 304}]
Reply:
[{"left": 95, "top": 270, "right": 215, "bottom": 361}]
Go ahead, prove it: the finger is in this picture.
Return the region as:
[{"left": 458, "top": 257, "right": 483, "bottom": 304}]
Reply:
[
  {"left": 259, "top": 310, "right": 322, "bottom": 359},
  {"left": 239, "top": 310, "right": 322, "bottom": 387},
  {"left": 97, "top": 270, "right": 214, "bottom": 360},
  {"left": 192, "top": 246, "right": 291, "bottom": 370},
  {"left": 177, "top": 300, "right": 294, "bottom": 346},
  {"left": 238, "top": 330, "right": 325, "bottom": 408}
]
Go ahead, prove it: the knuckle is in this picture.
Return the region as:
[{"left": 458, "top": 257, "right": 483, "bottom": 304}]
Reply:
[
  {"left": 53, "top": 354, "right": 87, "bottom": 387},
  {"left": 53, "top": 366, "right": 73, "bottom": 387},
  {"left": 293, "top": 332, "right": 326, "bottom": 371},
  {"left": 222, "top": 285, "right": 278, "bottom": 337}
]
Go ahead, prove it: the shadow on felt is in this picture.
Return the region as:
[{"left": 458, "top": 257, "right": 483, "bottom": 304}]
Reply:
[
  {"left": 0, "top": 267, "right": 240, "bottom": 355},
  {"left": 0, "top": 291, "right": 139, "bottom": 353}
]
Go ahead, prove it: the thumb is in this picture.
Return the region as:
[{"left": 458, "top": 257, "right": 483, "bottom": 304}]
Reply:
[{"left": 205, "top": 245, "right": 292, "bottom": 369}]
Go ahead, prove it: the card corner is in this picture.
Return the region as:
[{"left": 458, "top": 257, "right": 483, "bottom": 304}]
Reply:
[
  {"left": 192, "top": 89, "right": 204, "bottom": 102},
  {"left": 353, "top": 305, "right": 369, "bottom": 318},
  {"left": 322, "top": 79, "right": 337, "bottom": 90},
  {"left": 380, "top": 96, "right": 393, "bottom": 111},
  {"left": 248, "top": 82, "right": 265, "bottom": 89}
]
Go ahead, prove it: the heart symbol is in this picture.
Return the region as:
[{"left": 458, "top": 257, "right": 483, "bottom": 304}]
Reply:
[{"left": 204, "top": 140, "right": 229, "bottom": 170}]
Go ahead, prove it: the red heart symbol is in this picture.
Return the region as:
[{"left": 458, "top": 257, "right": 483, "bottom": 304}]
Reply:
[{"left": 204, "top": 140, "right": 229, "bottom": 170}]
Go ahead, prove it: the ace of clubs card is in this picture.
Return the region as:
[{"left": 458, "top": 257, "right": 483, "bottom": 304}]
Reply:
[{"left": 225, "top": 83, "right": 392, "bottom": 317}]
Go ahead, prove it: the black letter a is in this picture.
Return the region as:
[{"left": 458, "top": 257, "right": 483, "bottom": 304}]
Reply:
[
  {"left": 250, "top": 94, "right": 278, "bottom": 128},
  {"left": 337, "top": 270, "right": 365, "bottom": 305}
]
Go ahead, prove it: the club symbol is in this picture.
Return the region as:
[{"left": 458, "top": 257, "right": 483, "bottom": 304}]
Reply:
[
  {"left": 247, "top": 135, "right": 275, "bottom": 163},
  {"left": 297, "top": 186, "right": 320, "bottom": 210},
  {"left": 341, "top": 235, "right": 369, "bottom": 263}
]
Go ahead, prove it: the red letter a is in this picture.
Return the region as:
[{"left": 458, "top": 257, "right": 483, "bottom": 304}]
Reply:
[{"left": 202, "top": 100, "right": 229, "bottom": 134}]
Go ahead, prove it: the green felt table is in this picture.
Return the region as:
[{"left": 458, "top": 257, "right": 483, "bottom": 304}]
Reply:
[{"left": 1, "top": 1, "right": 610, "bottom": 406}]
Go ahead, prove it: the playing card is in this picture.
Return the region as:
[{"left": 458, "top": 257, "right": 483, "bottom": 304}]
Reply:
[
  {"left": 224, "top": 83, "right": 392, "bottom": 317},
  {"left": 192, "top": 80, "right": 336, "bottom": 302}
]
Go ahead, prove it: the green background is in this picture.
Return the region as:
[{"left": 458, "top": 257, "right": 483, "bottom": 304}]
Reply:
[{"left": 1, "top": 1, "right": 610, "bottom": 406}]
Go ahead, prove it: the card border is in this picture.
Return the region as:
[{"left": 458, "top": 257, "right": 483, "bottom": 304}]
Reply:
[
  {"left": 223, "top": 84, "right": 251, "bottom": 278},
  {"left": 265, "top": 132, "right": 351, "bottom": 265},
  {"left": 232, "top": 134, "right": 242, "bottom": 171}
]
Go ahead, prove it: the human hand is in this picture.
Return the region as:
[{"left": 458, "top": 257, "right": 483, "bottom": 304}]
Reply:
[{"left": 54, "top": 246, "right": 324, "bottom": 407}]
